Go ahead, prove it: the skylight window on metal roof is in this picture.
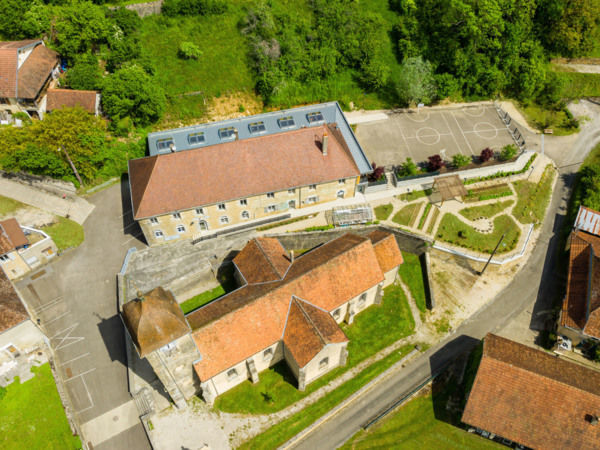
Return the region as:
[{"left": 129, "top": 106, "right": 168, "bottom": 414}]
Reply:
[
  {"left": 249, "top": 121, "right": 266, "bottom": 134},
  {"left": 307, "top": 112, "right": 324, "bottom": 124},
  {"left": 219, "top": 127, "right": 237, "bottom": 139},
  {"left": 278, "top": 116, "right": 296, "bottom": 128},
  {"left": 156, "top": 138, "right": 174, "bottom": 151},
  {"left": 188, "top": 132, "right": 205, "bottom": 145}
]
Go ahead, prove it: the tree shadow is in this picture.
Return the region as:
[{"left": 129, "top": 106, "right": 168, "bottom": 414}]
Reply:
[{"left": 120, "top": 173, "right": 146, "bottom": 245}]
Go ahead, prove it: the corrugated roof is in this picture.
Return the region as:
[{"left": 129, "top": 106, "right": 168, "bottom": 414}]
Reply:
[
  {"left": 146, "top": 101, "right": 371, "bottom": 174},
  {"left": 129, "top": 124, "right": 361, "bottom": 219},
  {"left": 575, "top": 205, "right": 600, "bottom": 236},
  {"left": 462, "top": 334, "right": 600, "bottom": 450}
]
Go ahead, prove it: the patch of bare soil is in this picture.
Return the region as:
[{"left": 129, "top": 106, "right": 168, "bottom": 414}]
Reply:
[
  {"left": 206, "top": 92, "right": 264, "bottom": 122},
  {"left": 0, "top": 206, "right": 56, "bottom": 229}
]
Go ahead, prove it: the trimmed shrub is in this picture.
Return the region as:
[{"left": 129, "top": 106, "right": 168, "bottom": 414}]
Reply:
[
  {"left": 480, "top": 147, "right": 494, "bottom": 162},
  {"left": 178, "top": 41, "right": 202, "bottom": 60},
  {"left": 428, "top": 154, "right": 444, "bottom": 171},
  {"left": 500, "top": 144, "right": 517, "bottom": 161},
  {"left": 452, "top": 153, "right": 471, "bottom": 168}
]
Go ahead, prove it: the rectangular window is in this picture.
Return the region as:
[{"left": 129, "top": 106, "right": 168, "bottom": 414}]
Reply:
[
  {"left": 249, "top": 121, "right": 266, "bottom": 134},
  {"left": 319, "top": 357, "right": 329, "bottom": 371},
  {"left": 239, "top": 199, "right": 247, "bottom": 206},
  {"left": 278, "top": 116, "right": 295, "bottom": 128},
  {"left": 219, "top": 127, "right": 237, "bottom": 139},
  {"left": 241, "top": 211, "right": 250, "bottom": 219},
  {"left": 263, "top": 348, "right": 273, "bottom": 360},
  {"left": 176, "top": 225, "right": 186, "bottom": 233},
  {"left": 227, "top": 368, "right": 238, "bottom": 380},
  {"left": 154, "top": 230, "right": 164, "bottom": 238},
  {"left": 267, "top": 192, "right": 275, "bottom": 198},
  {"left": 149, "top": 217, "right": 159, "bottom": 224},
  {"left": 288, "top": 189, "right": 295, "bottom": 195},
  {"left": 266, "top": 205, "right": 277, "bottom": 212},
  {"left": 218, "top": 203, "right": 226, "bottom": 210},
  {"left": 333, "top": 309, "right": 341, "bottom": 320},
  {"left": 358, "top": 292, "right": 367, "bottom": 307},
  {"left": 338, "top": 179, "right": 345, "bottom": 184},
  {"left": 306, "top": 196, "right": 318, "bottom": 204},
  {"left": 220, "top": 216, "right": 229, "bottom": 224},
  {"left": 0, "top": 254, "right": 9, "bottom": 262},
  {"left": 172, "top": 212, "right": 181, "bottom": 219},
  {"left": 188, "top": 132, "right": 205, "bottom": 145},
  {"left": 307, "top": 112, "right": 324, "bottom": 124},
  {"left": 308, "top": 184, "right": 316, "bottom": 190},
  {"left": 195, "top": 208, "right": 204, "bottom": 215},
  {"left": 156, "top": 138, "right": 174, "bottom": 151}
]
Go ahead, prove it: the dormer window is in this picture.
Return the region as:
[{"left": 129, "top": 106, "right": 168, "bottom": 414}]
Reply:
[
  {"left": 249, "top": 121, "right": 266, "bottom": 134},
  {"left": 156, "top": 138, "right": 174, "bottom": 151},
  {"left": 219, "top": 127, "right": 237, "bottom": 140},
  {"left": 307, "top": 112, "right": 324, "bottom": 124},
  {"left": 188, "top": 132, "right": 205, "bottom": 145},
  {"left": 278, "top": 116, "right": 295, "bottom": 128}
]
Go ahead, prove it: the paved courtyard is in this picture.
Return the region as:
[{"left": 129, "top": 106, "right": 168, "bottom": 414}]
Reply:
[{"left": 356, "top": 104, "right": 517, "bottom": 168}]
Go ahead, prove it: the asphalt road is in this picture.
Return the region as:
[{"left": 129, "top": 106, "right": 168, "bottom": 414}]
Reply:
[
  {"left": 16, "top": 179, "right": 150, "bottom": 450},
  {"left": 291, "top": 112, "right": 600, "bottom": 450}
]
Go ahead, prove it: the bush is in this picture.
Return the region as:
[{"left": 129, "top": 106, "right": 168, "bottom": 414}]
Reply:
[
  {"left": 163, "top": 0, "right": 228, "bottom": 16},
  {"left": 427, "top": 154, "right": 444, "bottom": 171},
  {"left": 178, "top": 41, "right": 202, "bottom": 60},
  {"left": 109, "top": 7, "right": 142, "bottom": 36},
  {"left": 499, "top": 144, "right": 517, "bottom": 161},
  {"left": 368, "top": 162, "right": 386, "bottom": 182},
  {"left": 452, "top": 154, "right": 471, "bottom": 168},
  {"left": 397, "top": 157, "right": 419, "bottom": 177},
  {"left": 480, "top": 148, "right": 494, "bottom": 162},
  {"left": 66, "top": 53, "right": 103, "bottom": 90}
]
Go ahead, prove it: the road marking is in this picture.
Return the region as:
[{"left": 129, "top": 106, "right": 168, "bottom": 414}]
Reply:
[
  {"left": 440, "top": 112, "right": 467, "bottom": 156},
  {"left": 59, "top": 352, "right": 90, "bottom": 367},
  {"left": 397, "top": 121, "right": 414, "bottom": 160},
  {"left": 44, "top": 310, "right": 70, "bottom": 325},
  {"left": 33, "top": 295, "right": 63, "bottom": 314},
  {"left": 449, "top": 110, "right": 475, "bottom": 155},
  {"left": 73, "top": 374, "right": 95, "bottom": 414},
  {"left": 51, "top": 323, "right": 85, "bottom": 350}
]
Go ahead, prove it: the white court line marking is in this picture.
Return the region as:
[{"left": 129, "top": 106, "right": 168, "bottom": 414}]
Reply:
[
  {"left": 397, "top": 124, "right": 414, "bottom": 160},
  {"left": 415, "top": 127, "right": 441, "bottom": 145},
  {"left": 65, "top": 367, "right": 96, "bottom": 380},
  {"left": 51, "top": 324, "right": 85, "bottom": 350},
  {"left": 463, "top": 128, "right": 506, "bottom": 133},
  {"left": 34, "top": 296, "right": 63, "bottom": 314},
  {"left": 59, "top": 352, "right": 90, "bottom": 367},
  {"left": 404, "top": 111, "right": 430, "bottom": 122},
  {"left": 405, "top": 133, "right": 452, "bottom": 139},
  {"left": 44, "top": 310, "right": 70, "bottom": 325},
  {"left": 462, "top": 106, "right": 486, "bottom": 117},
  {"left": 73, "top": 374, "right": 96, "bottom": 414},
  {"left": 440, "top": 112, "right": 467, "bottom": 156},
  {"left": 472, "top": 122, "right": 499, "bottom": 140},
  {"left": 450, "top": 110, "right": 475, "bottom": 155}
]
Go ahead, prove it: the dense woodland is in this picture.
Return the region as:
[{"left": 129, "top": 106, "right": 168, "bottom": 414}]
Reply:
[{"left": 0, "top": 0, "right": 599, "bottom": 184}]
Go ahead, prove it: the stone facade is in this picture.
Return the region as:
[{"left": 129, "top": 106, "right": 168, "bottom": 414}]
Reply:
[
  {"left": 0, "top": 251, "right": 31, "bottom": 280},
  {"left": 140, "top": 177, "right": 358, "bottom": 246}
]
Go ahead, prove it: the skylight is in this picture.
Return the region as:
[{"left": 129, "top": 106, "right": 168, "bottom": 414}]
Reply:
[
  {"left": 219, "top": 127, "right": 237, "bottom": 139},
  {"left": 188, "top": 132, "right": 205, "bottom": 145},
  {"left": 307, "top": 112, "right": 324, "bottom": 124},
  {"left": 249, "top": 121, "right": 266, "bottom": 134},
  {"left": 278, "top": 116, "right": 296, "bottom": 128},
  {"left": 156, "top": 138, "right": 174, "bottom": 151}
]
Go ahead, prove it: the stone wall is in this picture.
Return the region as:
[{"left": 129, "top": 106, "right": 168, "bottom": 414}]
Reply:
[
  {"left": 115, "top": 0, "right": 163, "bottom": 17},
  {"left": 0, "top": 170, "right": 76, "bottom": 196}
]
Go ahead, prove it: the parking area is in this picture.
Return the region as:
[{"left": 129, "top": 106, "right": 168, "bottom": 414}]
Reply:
[{"left": 355, "top": 104, "right": 517, "bottom": 168}]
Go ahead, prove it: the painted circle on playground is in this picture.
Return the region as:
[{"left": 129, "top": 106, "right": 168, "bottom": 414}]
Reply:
[
  {"left": 463, "top": 106, "right": 486, "bottom": 117},
  {"left": 473, "top": 122, "right": 498, "bottom": 139},
  {"left": 416, "top": 127, "right": 441, "bottom": 145},
  {"left": 405, "top": 110, "right": 430, "bottom": 123}
]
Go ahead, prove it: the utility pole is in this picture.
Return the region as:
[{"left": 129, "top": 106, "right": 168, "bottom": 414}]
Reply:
[
  {"left": 479, "top": 233, "right": 505, "bottom": 276},
  {"left": 60, "top": 146, "right": 83, "bottom": 187}
]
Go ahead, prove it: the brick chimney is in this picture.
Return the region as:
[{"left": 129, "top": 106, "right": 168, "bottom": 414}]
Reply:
[{"left": 322, "top": 132, "right": 328, "bottom": 156}]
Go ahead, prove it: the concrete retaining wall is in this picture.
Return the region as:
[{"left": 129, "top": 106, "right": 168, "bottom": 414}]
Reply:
[{"left": 0, "top": 170, "right": 76, "bottom": 196}]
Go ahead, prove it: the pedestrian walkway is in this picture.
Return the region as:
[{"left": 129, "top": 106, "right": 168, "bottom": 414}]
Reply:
[{"left": 0, "top": 177, "right": 94, "bottom": 224}]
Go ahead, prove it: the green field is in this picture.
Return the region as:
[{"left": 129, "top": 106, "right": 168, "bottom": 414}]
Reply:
[
  {"left": 0, "top": 195, "right": 25, "bottom": 215},
  {"left": 393, "top": 203, "right": 424, "bottom": 227},
  {"left": 374, "top": 203, "right": 393, "bottom": 221},
  {"left": 459, "top": 200, "right": 514, "bottom": 221},
  {"left": 556, "top": 71, "right": 600, "bottom": 99},
  {"left": 215, "top": 281, "right": 415, "bottom": 414},
  {"left": 436, "top": 214, "right": 521, "bottom": 254},
  {"left": 397, "top": 252, "right": 428, "bottom": 315},
  {"left": 512, "top": 165, "right": 555, "bottom": 225},
  {"left": 0, "top": 364, "right": 81, "bottom": 450},
  {"left": 41, "top": 217, "right": 84, "bottom": 251}
]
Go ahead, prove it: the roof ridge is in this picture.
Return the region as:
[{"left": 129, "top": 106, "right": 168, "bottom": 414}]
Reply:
[
  {"left": 255, "top": 238, "right": 284, "bottom": 279},
  {"left": 293, "top": 296, "right": 328, "bottom": 346}
]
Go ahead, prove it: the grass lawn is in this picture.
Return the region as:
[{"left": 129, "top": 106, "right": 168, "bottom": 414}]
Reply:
[
  {"left": 0, "top": 364, "right": 81, "bottom": 450},
  {"left": 397, "top": 252, "right": 427, "bottom": 315},
  {"left": 393, "top": 203, "right": 423, "bottom": 227},
  {"left": 519, "top": 102, "right": 579, "bottom": 135},
  {"left": 215, "top": 282, "right": 415, "bottom": 414},
  {"left": 41, "top": 217, "right": 84, "bottom": 251},
  {"left": 512, "top": 165, "right": 555, "bottom": 225},
  {"left": 555, "top": 71, "right": 600, "bottom": 99},
  {"left": 341, "top": 383, "right": 498, "bottom": 450},
  {"left": 418, "top": 203, "right": 432, "bottom": 230},
  {"left": 465, "top": 184, "right": 513, "bottom": 203},
  {"left": 397, "top": 189, "right": 431, "bottom": 202},
  {"left": 436, "top": 214, "right": 521, "bottom": 254},
  {"left": 426, "top": 207, "right": 440, "bottom": 234},
  {"left": 0, "top": 195, "right": 25, "bottom": 215},
  {"left": 239, "top": 343, "right": 415, "bottom": 450},
  {"left": 374, "top": 203, "right": 393, "bottom": 221},
  {"left": 459, "top": 200, "right": 513, "bottom": 221},
  {"left": 181, "top": 265, "right": 237, "bottom": 314}
]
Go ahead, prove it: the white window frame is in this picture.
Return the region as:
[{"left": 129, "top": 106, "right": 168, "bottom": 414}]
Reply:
[
  {"left": 358, "top": 292, "right": 367, "bottom": 307},
  {"left": 172, "top": 212, "right": 181, "bottom": 220},
  {"left": 154, "top": 230, "right": 164, "bottom": 238},
  {"left": 263, "top": 348, "right": 273, "bottom": 361},
  {"left": 239, "top": 199, "right": 247, "bottom": 206},
  {"left": 308, "top": 184, "right": 317, "bottom": 191},
  {"left": 288, "top": 189, "right": 296, "bottom": 195},
  {"left": 0, "top": 254, "right": 9, "bottom": 262},
  {"left": 333, "top": 308, "right": 341, "bottom": 320},
  {"left": 338, "top": 178, "right": 346, "bottom": 184},
  {"left": 218, "top": 203, "right": 226, "bottom": 211},
  {"left": 220, "top": 216, "right": 229, "bottom": 224},
  {"left": 306, "top": 196, "right": 318, "bottom": 204},
  {"left": 267, "top": 192, "right": 275, "bottom": 199},
  {"left": 149, "top": 217, "right": 159, "bottom": 225},
  {"left": 337, "top": 190, "right": 345, "bottom": 198},
  {"left": 195, "top": 208, "right": 204, "bottom": 215},
  {"left": 176, "top": 225, "right": 186, "bottom": 233},
  {"left": 266, "top": 205, "right": 277, "bottom": 212},
  {"left": 319, "top": 357, "right": 329, "bottom": 371}
]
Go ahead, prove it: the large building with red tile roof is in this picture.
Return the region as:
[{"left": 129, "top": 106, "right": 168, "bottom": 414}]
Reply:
[
  {"left": 559, "top": 205, "right": 600, "bottom": 348},
  {"left": 128, "top": 102, "right": 372, "bottom": 246},
  {"left": 463, "top": 334, "right": 600, "bottom": 450},
  {"left": 0, "top": 39, "right": 59, "bottom": 118},
  {"left": 121, "top": 231, "right": 403, "bottom": 406}
]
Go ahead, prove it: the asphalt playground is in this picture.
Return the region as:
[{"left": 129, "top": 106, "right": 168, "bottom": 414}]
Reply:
[{"left": 355, "top": 104, "right": 517, "bottom": 168}]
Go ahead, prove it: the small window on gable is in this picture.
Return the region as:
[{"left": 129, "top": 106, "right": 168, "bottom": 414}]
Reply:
[
  {"left": 307, "top": 112, "right": 324, "bottom": 124},
  {"left": 172, "top": 212, "right": 181, "bottom": 219},
  {"left": 149, "top": 217, "right": 159, "bottom": 224},
  {"left": 267, "top": 192, "right": 275, "bottom": 198},
  {"left": 219, "top": 127, "right": 237, "bottom": 140},
  {"left": 156, "top": 138, "right": 174, "bottom": 151},
  {"left": 188, "top": 132, "right": 205, "bottom": 145},
  {"left": 278, "top": 116, "right": 295, "bottom": 128},
  {"left": 319, "top": 357, "right": 329, "bottom": 371},
  {"left": 218, "top": 203, "right": 226, "bottom": 210},
  {"left": 239, "top": 199, "right": 247, "bottom": 206},
  {"left": 227, "top": 368, "right": 238, "bottom": 380},
  {"left": 154, "top": 230, "right": 164, "bottom": 238},
  {"left": 196, "top": 208, "right": 204, "bottom": 215},
  {"left": 263, "top": 348, "right": 273, "bottom": 360},
  {"left": 333, "top": 309, "right": 341, "bottom": 320},
  {"left": 249, "top": 121, "right": 266, "bottom": 134}
]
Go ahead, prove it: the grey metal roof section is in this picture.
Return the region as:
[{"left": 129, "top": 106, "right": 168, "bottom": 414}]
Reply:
[
  {"left": 575, "top": 205, "right": 600, "bottom": 236},
  {"left": 147, "top": 102, "right": 372, "bottom": 174}
]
